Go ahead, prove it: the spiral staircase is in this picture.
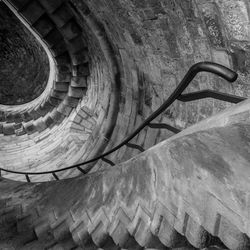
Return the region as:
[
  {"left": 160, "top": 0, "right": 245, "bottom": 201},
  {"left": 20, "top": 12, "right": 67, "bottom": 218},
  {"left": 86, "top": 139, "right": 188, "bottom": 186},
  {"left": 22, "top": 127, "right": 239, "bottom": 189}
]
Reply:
[{"left": 0, "top": 0, "right": 250, "bottom": 249}]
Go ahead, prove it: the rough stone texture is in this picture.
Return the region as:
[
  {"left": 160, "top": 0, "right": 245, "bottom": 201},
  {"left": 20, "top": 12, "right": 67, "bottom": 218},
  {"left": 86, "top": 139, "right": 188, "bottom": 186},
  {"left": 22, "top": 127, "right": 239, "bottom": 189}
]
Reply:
[
  {"left": 0, "top": 0, "right": 121, "bottom": 179},
  {"left": 1, "top": 1, "right": 250, "bottom": 249},
  {"left": 68, "top": 0, "right": 250, "bottom": 170},
  {"left": 0, "top": 2, "right": 49, "bottom": 105},
  {"left": 77, "top": 0, "right": 249, "bottom": 119},
  {"left": 0, "top": 99, "right": 250, "bottom": 249}
]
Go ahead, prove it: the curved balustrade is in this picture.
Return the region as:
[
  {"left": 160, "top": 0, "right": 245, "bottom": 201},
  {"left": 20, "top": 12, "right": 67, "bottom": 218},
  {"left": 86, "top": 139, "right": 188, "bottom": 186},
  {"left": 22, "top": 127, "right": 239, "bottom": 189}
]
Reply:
[{"left": 0, "top": 61, "right": 245, "bottom": 182}]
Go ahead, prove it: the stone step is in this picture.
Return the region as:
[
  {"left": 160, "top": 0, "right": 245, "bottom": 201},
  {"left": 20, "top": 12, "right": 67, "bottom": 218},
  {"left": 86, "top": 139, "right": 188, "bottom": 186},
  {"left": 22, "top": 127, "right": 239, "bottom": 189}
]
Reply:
[{"left": 20, "top": 0, "right": 45, "bottom": 25}]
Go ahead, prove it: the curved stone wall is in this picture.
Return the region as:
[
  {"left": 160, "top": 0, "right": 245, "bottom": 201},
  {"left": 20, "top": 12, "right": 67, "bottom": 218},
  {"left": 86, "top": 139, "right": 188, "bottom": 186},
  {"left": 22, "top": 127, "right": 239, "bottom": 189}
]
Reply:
[
  {"left": 0, "top": 0, "right": 250, "bottom": 181},
  {"left": 73, "top": 0, "right": 250, "bottom": 169},
  {"left": 0, "top": 99, "right": 250, "bottom": 249},
  {"left": 0, "top": 0, "right": 122, "bottom": 181},
  {"left": 80, "top": 0, "right": 250, "bottom": 129}
]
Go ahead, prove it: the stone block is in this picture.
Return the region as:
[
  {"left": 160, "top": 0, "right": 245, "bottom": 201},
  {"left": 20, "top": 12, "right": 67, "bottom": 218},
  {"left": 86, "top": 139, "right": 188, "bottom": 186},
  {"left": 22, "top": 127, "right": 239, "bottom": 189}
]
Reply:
[
  {"left": 230, "top": 45, "right": 249, "bottom": 74},
  {"left": 44, "top": 29, "right": 64, "bottom": 48},
  {"left": 36, "top": 102, "right": 54, "bottom": 116},
  {"left": 0, "top": 112, "right": 5, "bottom": 122},
  {"left": 50, "top": 41, "right": 67, "bottom": 57},
  {"left": 161, "top": 22, "right": 180, "bottom": 58},
  {"left": 216, "top": 0, "right": 250, "bottom": 41},
  {"left": 10, "top": 123, "right": 20, "bottom": 130},
  {"left": 63, "top": 96, "right": 79, "bottom": 108},
  {"left": 3, "top": 124, "right": 15, "bottom": 135},
  {"left": 51, "top": 3, "right": 73, "bottom": 27},
  {"left": 57, "top": 103, "right": 73, "bottom": 116},
  {"left": 44, "top": 115, "right": 54, "bottom": 127},
  {"left": 21, "top": 112, "right": 33, "bottom": 122},
  {"left": 73, "top": 115, "right": 82, "bottom": 124},
  {"left": 54, "top": 53, "right": 71, "bottom": 66},
  {"left": 50, "top": 90, "right": 67, "bottom": 100},
  {"left": 53, "top": 81, "right": 69, "bottom": 92},
  {"left": 68, "top": 86, "right": 86, "bottom": 98},
  {"left": 32, "top": 14, "right": 54, "bottom": 37},
  {"left": 212, "top": 49, "right": 231, "bottom": 68},
  {"left": 5, "top": 113, "right": 14, "bottom": 123},
  {"left": 7, "top": 0, "right": 30, "bottom": 11},
  {"left": 20, "top": 1, "right": 44, "bottom": 25},
  {"left": 60, "top": 20, "right": 82, "bottom": 40},
  {"left": 55, "top": 73, "right": 71, "bottom": 82},
  {"left": 185, "top": 215, "right": 210, "bottom": 248},
  {"left": 80, "top": 119, "right": 93, "bottom": 129},
  {"left": 47, "top": 96, "right": 61, "bottom": 107},
  {"left": 50, "top": 110, "right": 65, "bottom": 123},
  {"left": 15, "top": 126, "right": 26, "bottom": 136},
  {"left": 71, "top": 50, "right": 89, "bottom": 65},
  {"left": 81, "top": 106, "right": 94, "bottom": 116},
  {"left": 72, "top": 63, "right": 90, "bottom": 76},
  {"left": 67, "top": 36, "right": 87, "bottom": 54},
  {"left": 70, "top": 123, "right": 85, "bottom": 131},
  {"left": 177, "top": 0, "right": 196, "bottom": 21},
  {"left": 23, "top": 122, "right": 37, "bottom": 135},
  {"left": 13, "top": 114, "right": 22, "bottom": 123},
  {"left": 70, "top": 76, "right": 87, "bottom": 87},
  {"left": 39, "top": 0, "right": 64, "bottom": 13},
  {"left": 34, "top": 118, "right": 47, "bottom": 132},
  {"left": 29, "top": 109, "right": 40, "bottom": 120},
  {"left": 200, "top": 2, "right": 225, "bottom": 48},
  {"left": 77, "top": 109, "right": 88, "bottom": 119},
  {"left": 218, "top": 215, "right": 250, "bottom": 250},
  {"left": 57, "top": 65, "right": 71, "bottom": 74}
]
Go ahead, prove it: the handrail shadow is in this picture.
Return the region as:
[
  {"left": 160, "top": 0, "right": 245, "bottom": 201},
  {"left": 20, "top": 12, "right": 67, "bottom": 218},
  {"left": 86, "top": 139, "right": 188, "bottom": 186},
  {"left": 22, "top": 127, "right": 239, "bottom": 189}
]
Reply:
[{"left": 1, "top": 61, "right": 245, "bottom": 181}]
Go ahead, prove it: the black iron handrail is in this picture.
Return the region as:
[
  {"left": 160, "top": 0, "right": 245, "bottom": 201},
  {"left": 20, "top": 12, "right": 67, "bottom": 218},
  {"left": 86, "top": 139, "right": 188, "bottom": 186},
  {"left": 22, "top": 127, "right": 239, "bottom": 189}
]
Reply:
[{"left": 0, "top": 62, "right": 244, "bottom": 181}]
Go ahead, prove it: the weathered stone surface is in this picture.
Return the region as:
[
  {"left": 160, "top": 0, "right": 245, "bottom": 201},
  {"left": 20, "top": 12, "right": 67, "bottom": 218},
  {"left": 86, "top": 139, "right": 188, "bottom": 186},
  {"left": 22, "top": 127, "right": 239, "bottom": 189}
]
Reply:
[
  {"left": 44, "top": 28, "right": 64, "bottom": 47},
  {"left": 199, "top": 2, "right": 225, "bottom": 48},
  {"left": 20, "top": 1, "right": 44, "bottom": 25},
  {"left": 23, "top": 121, "right": 37, "bottom": 135},
  {"left": 1, "top": 99, "right": 250, "bottom": 248},
  {"left": 39, "top": 0, "right": 64, "bottom": 13},
  {"left": 0, "top": 3, "right": 49, "bottom": 105},
  {"left": 50, "top": 41, "right": 67, "bottom": 57},
  {"left": 53, "top": 81, "right": 69, "bottom": 92},
  {"left": 51, "top": 3, "right": 73, "bottom": 27},
  {"left": 60, "top": 20, "right": 81, "bottom": 40},
  {"left": 215, "top": 0, "right": 250, "bottom": 41},
  {"left": 71, "top": 76, "right": 87, "bottom": 87},
  {"left": 1, "top": 0, "right": 250, "bottom": 214},
  {"left": 1, "top": 3, "right": 250, "bottom": 250},
  {"left": 32, "top": 14, "right": 54, "bottom": 37},
  {"left": 2, "top": 124, "right": 15, "bottom": 135},
  {"left": 57, "top": 103, "right": 73, "bottom": 116}
]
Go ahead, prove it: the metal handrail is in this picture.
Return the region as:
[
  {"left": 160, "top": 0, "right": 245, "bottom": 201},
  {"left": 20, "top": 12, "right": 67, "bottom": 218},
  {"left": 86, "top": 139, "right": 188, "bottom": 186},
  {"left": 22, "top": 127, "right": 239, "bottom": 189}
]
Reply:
[{"left": 0, "top": 62, "right": 240, "bottom": 179}]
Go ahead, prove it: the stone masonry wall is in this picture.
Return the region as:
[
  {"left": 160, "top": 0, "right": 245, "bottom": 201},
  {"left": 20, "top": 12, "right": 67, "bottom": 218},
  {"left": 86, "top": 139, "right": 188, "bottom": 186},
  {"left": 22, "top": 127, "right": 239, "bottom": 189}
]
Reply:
[{"left": 72, "top": 0, "right": 250, "bottom": 168}]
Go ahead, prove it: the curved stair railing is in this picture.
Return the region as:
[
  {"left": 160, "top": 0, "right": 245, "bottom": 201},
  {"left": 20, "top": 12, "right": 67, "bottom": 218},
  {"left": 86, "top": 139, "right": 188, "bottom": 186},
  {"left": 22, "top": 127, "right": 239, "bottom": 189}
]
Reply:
[{"left": 0, "top": 62, "right": 246, "bottom": 182}]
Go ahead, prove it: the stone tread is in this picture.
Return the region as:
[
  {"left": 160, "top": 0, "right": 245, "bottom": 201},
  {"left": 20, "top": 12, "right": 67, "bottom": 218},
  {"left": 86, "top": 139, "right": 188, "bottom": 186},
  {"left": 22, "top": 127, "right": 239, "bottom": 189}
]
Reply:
[
  {"left": 20, "top": 184, "right": 248, "bottom": 249},
  {"left": 1, "top": 201, "right": 231, "bottom": 250}
]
